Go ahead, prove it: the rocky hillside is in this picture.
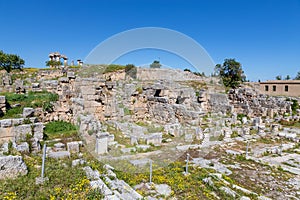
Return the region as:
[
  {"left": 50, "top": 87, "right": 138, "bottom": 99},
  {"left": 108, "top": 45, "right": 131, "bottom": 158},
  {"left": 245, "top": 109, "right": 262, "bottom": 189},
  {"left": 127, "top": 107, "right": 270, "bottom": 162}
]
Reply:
[{"left": 0, "top": 66, "right": 299, "bottom": 200}]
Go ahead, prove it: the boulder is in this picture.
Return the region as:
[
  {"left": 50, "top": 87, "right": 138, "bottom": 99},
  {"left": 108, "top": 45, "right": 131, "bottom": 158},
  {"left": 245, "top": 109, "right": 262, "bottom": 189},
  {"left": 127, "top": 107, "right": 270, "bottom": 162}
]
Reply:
[
  {"left": 219, "top": 186, "right": 236, "bottom": 198},
  {"left": 15, "top": 142, "right": 30, "bottom": 153},
  {"left": 155, "top": 184, "right": 172, "bottom": 197},
  {"left": 0, "top": 96, "right": 6, "bottom": 104},
  {"left": 67, "top": 71, "right": 76, "bottom": 79},
  {"left": 0, "top": 119, "right": 12, "bottom": 128},
  {"left": 67, "top": 141, "right": 80, "bottom": 153},
  {"left": 23, "top": 107, "right": 35, "bottom": 118},
  {"left": 72, "top": 159, "right": 86, "bottom": 167},
  {"left": 0, "top": 155, "right": 28, "bottom": 179},
  {"left": 48, "top": 151, "right": 70, "bottom": 159}
]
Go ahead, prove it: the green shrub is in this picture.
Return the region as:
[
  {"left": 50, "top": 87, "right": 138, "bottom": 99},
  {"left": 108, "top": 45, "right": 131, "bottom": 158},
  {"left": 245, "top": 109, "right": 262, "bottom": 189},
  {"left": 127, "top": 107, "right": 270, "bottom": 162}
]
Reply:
[
  {"left": 124, "top": 107, "right": 133, "bottom": 115},
  {"left": 125, "top": 64, "right": 137, "bottom": 79},
  {"left": 104, "top": 64, "right": 126, "bottom": 73}
]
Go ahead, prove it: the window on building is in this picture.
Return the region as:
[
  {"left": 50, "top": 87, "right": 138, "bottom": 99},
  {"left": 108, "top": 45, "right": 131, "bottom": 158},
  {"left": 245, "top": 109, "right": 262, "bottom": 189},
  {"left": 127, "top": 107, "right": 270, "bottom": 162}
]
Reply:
[
  {"left": 273, "top": 85, "right": 276, "bottom": 91},
  {"left": 285, "top": 85, "right": 288, "bottom": 92},
  {"left": 265, "top": 85, "right": 269, "bottom": 91}
]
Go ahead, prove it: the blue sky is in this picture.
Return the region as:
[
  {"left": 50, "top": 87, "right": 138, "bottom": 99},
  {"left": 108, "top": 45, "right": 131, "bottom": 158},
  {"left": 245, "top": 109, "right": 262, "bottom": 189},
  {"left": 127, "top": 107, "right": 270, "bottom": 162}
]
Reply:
[{"left": 0, "top": 0, "right": 300, "bottom": 81}]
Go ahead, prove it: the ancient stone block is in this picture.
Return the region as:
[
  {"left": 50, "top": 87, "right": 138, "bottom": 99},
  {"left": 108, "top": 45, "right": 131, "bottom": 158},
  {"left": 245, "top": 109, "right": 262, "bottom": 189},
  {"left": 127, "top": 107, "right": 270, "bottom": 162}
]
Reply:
[
  {"left": 11, "top": 124, "right": 32, "bottom": 142},
  {"left": 67, "top": 141, "right": 80, "bottom": 153},
  {"left": 33, "top": 123, "right": 44, "bottom": 140},
  {"left": 0, "top": 155, "right": 28, "bottom": 179},
  {"left": 23, "top": 107, "right": 34, "bottom": 118},
  {"left": 48, "top": 151, "right": 70, "bottom": 159}
]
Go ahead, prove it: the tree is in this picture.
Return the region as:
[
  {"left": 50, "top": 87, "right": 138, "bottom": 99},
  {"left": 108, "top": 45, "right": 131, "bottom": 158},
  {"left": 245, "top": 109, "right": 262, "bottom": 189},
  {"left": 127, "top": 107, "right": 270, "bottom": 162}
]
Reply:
[
  {"left": 184, "top": 68, "right": 191, "bottom": 72},
  {"left": 285, "top": 75, "right": 291, "bottom": 80},
  {"left": 0, "top": 50, "right": 25, "bottom": 73},
  {"left": 294, "top": 71, "right": 300, "bottom": 80},
  {"left": 150, "top": 60, "right": 161, "bottom": 68},
  {"left": 45, "top": 60, "right": 62, "bottom": 68},
  {"left": 215, "top": 58, "right": 246, "bottom": 88},
  {"left": 275, "top": 75, "right": 282, "bottom": 80},
  {"left": 125, "top": 64, "right": 137, "bottom": 79}
]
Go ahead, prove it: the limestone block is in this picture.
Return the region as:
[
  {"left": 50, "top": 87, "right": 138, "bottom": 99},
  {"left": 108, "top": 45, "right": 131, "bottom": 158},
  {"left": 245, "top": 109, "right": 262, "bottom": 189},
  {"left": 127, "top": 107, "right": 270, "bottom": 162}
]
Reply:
[
  {"left": 48, "top": 151, "right": 70, "bottom": 159},
  {"left": 23, "top": 107, "right": 34, "bottom": 118},
  {"left": 0, "top": 96, "right": 6, "bottom": 104},
  {"left": 11, "top": 124, "right": 32, "bottom": 142},
  {"left": 67, "top": 141, "right": 80, "bottom": 153},
  {"left": 146, "top": 133, "right": 162, "bottom": 145},
  {"left": 67, "top": 71, "right": 76, "bottom": 79},
  {"left": 0, "top": 119, "right": 12, "bottom": 128},
  {"left": 0, "top": 155, "right": 28, "bottom": 179},
  {"left": 15, "top": 142, "right": 30, "bottom": 153},
  {"left": 33, "top": 123, "right": 44, "bottom": 140}
]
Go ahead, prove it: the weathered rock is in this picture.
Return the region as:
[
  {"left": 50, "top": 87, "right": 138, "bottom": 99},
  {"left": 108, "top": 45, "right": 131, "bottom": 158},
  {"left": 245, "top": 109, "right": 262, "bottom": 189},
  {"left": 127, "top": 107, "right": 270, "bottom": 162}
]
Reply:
[
  {"left": 15, "top": 142, "right": 30, "bottom": 153},
  {"left": 83, "top": 166, "right": 100, "bottom": 180},
  {"left": 58, "top": 77, "right": 69, "bottom": 83},
  {"left": 23, "top": 107, "right": 35, "bottom": 118},
  {"left": 219, "top": 186, "right": 236, "bottom": 198},
  {"left": 12, "top": 124, "right": 32, "bottom": 142},
  {"left": 0, "top": 119, "right": 12, "bottom": 128},
  {"left": 95, "top": 132, "right": 109, "bottom": 154},
  {"left": 67, "top": 141, "right": 80, "bottom": 153},
  {"left": 145, "top": 133, "right": 162, "bottom": 145},
  {"left": 48, "top": 151, "right": 70, "bottom": 159},
  {"left": 121, "top": 147, "right": 136, "bottom": 154},
  {"left": 0, "top": 155, "right": 28, "bottom": 179},
  {"left": 33, "top": 123, "right": 44, "bottom": 140},
  {"left": 0, "top": 96, "right": 6, "bottom": 104},
  {"left": 90, "top": 179, "right": 113, "bottom": 196},
  {"left": 67, "top": 71, "right": 76, "bottom": 79},
  {"left": 32, "top": 82, "right": 40, "bottom": 88},
  {"left": 72, "top": 159, "right": 86, "bottom": 167},
  {"left": 155, "top": 184, "right": 172, "bottom": 197}
]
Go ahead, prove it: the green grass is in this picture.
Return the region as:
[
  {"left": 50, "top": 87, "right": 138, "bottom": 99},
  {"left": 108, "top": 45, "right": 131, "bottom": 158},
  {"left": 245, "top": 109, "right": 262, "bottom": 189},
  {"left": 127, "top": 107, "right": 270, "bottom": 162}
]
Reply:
[
  {"left": 0, "top": 155, "right": 103, "bottom": 200},
  {"left": 135, "top": 121, "right": 164, "bottom": 133},
  {"left": 106, "top": 124, "right": 131, "bottom": 147},
  {"left": 0, "top": 91, "right": 59, "bottom": 119},
  {"left": 44, "top": 120, "right": 78, "bottom": 139},
  {"left": 104, "top": 64, "right": 126, "bottom": 73},
  {"left": 116, "top": 161, "right": 245, "bottom": 199}
]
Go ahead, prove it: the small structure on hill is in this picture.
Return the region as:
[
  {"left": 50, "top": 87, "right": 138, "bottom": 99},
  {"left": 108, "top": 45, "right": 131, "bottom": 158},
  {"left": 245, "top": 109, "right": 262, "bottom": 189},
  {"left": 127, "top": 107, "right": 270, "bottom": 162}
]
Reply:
[{"left": 259, "top": 80, "right": 300, "bottom": 97}]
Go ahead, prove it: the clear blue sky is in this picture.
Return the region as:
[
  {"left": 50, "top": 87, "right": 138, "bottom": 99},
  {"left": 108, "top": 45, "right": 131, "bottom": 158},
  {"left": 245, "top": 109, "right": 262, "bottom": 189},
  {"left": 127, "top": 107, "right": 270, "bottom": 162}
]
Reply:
[{"left": 0, "top": 0, "right": 300, "bottom": 81}]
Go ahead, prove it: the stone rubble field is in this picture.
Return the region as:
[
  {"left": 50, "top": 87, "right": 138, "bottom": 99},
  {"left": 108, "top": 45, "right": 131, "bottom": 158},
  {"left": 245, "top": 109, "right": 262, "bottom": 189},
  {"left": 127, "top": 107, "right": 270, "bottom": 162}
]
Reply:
[{"left": 0, "top": 66, "right": 299, "bottom": 199}]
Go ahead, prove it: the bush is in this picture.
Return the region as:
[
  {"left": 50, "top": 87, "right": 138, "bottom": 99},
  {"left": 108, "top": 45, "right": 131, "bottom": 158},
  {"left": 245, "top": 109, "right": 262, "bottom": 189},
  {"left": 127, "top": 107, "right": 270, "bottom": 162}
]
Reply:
[
  {"left": 104, "top": 64, "right": 126, "bottom": 73},
  {"left": 125, "top": 64, "right": 137, "bottom": 79}
]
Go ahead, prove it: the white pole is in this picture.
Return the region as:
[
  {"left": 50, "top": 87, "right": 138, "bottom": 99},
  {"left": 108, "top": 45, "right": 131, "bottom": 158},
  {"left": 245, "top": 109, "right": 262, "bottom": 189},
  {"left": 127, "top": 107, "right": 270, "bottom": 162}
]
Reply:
[
  {"left": 41, "top": 144, "right": 46, "bottom": 178},
  {"left": 149, "top": 160, "right": 152, "bottom": 184},
  {"left": 186, "top": 153, "right": 190, "bottom": 174}
]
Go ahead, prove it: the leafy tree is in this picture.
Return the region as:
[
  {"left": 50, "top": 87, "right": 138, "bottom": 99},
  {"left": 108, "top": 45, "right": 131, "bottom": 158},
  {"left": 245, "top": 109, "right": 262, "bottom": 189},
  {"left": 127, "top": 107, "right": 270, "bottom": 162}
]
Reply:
[
  {"left": 150, "top": 60, "right": 161, "bottom": 68},
  {"left": 193, "top": 72, "right": 205, "bottom": 77},
  {"left": 285, "top": 75, "right": 291, "bottom": 80},
  {"left": 294, "top": 71, "right": 300, "bottom": 80},
  {"left": 184, "top": 68, "right": 191, "bottom": 72},
  {"left": 275, "top": 75, "right": 282, "bottom": 80},
  {"left": 215, "top": 58, "right": 246, "bottom": 88},
  {"left": 0, "top": 50, "right": 25, "bottom": 73},
  {"left": 45, "top": 60, "right": 62, "bottom": 68}
]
